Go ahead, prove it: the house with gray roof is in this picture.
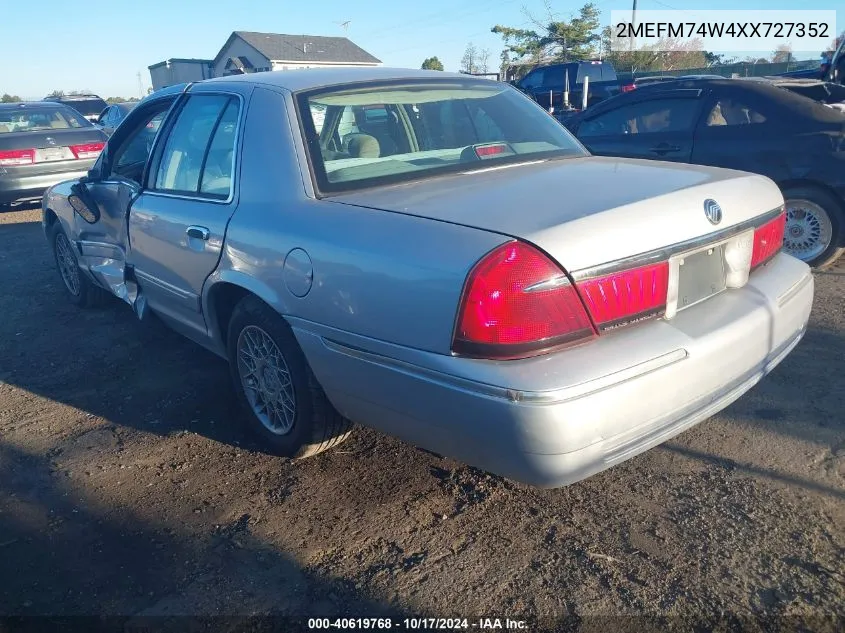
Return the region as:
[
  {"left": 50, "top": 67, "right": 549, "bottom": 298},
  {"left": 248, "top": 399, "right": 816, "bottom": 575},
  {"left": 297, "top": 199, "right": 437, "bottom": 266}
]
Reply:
[
  {"left": 149, "top": 31, "right": 381, "bottom": 90},
  {"left": 213, "top": 31, "right": 382, "bottom": 78}
]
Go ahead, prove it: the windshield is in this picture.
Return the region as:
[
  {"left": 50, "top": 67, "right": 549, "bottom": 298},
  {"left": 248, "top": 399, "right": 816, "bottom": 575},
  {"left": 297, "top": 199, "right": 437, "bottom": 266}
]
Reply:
[
  {"left": 53, "top": 98, "right": 108, "bottom": 116},
  {"left": 298, "top": 79, "right": 587, "bottom": 193},
  {"left": 0, "top": 106, "right": 91, "bottom": 133}
]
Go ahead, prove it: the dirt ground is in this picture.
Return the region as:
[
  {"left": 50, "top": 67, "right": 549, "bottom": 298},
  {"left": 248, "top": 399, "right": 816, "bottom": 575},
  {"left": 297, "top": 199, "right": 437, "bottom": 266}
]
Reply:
[{"left": 1, "top": 205, "right": 843, "bottom": 632}]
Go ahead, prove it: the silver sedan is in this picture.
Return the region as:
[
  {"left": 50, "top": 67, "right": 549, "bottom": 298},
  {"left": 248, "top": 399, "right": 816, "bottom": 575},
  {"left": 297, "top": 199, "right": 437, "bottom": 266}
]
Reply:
[{"left": 42, "top": 68, "right": 813, "bottom": 488}]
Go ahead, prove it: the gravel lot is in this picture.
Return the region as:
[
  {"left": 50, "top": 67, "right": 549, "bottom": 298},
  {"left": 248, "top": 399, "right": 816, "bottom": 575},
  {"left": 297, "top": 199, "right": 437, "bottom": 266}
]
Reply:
[{"left": 1, "top": 205, "right": 843, "bottom": 631}]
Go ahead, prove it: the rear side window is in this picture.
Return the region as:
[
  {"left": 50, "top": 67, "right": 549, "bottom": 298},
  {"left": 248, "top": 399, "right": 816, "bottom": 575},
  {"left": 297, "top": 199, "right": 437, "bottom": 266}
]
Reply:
[
  {"left": 520, "top": 69, "right": 545, "bottom": 90},
  {"left": 578, "top": 98, "right": 700, "bottom": 137},
  {"left": 580, "top": 64, "right": 603, "bottom": 83},
  {"left": 153, "top": 95, "right": 240, "bottom": 199},
  {"left": 705, "top": 98, "right": 767, "bottom": 126}
]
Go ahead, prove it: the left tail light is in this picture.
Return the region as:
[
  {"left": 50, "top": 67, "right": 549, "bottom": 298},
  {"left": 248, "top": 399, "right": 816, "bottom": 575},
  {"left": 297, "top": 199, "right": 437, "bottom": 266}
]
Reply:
[
  {"left": 70, "top": 142, "right": 105, "bottom": 159},
  {"left": 0, "top": 149, "right": 35, "bottom": 166},
  {"left": 621, "top": 83, "right": 636, "bottom": 93},
  {"left": 452, "top": 241, "right": 597, "bottom": 360}
]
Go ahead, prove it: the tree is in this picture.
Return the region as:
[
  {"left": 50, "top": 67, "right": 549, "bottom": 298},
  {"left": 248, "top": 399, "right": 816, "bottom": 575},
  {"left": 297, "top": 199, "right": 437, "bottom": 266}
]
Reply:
[
  {"left": 46, "top": 90, "right": 64, "bottom": 98},
  {"left": 461, "top": 42, "right": 479, "bottom": 74},
  {"left": 771, "top": 44, "right": 792, "bottom": 63},
  {"left": 493, "top": 2, "right": 602, "bottom": 66},
  {"left": 106, "top": 96, "right": 127, "bottom": 104},
  {"left": 421, "top": 56, "right": 444, "bottom": 71},
  {"left": 478, "top": 48, "right": 491, "bottom": 73},
  {"left": 1, "top": 94, "right": 21, "bottom": 103}
]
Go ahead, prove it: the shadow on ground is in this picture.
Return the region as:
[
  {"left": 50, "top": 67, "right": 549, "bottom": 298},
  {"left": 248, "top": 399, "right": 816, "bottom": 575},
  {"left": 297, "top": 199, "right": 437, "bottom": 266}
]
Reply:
[{"left": 0, "top": 440, "right": 404, "bottom": 624}]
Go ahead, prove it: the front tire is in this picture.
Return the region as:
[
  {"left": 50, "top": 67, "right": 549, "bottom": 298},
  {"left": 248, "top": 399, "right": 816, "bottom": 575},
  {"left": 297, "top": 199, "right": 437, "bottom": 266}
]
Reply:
[
  {"left": 226, "top": 296, "right": 351, "bottom": 458},
  {"left": 782, "top": 186, "right": 844, "bottom": 270},
  {"left": 50, "top": 223, "right": 109, "bottom": 307}
]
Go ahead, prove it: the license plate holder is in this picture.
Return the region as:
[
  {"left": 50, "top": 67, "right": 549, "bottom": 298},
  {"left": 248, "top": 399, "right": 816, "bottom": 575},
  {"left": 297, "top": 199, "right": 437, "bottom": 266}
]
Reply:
[
  {"left": 39, "top": 147, "right": 66, "bottom": 162},
  {"left": 670, "top": 244, "right": 728, "bottom": 315}
]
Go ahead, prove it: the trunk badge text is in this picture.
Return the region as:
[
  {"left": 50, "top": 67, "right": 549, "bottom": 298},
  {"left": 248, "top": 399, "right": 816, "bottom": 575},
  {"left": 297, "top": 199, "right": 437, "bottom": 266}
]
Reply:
[{"left": 704, "top": 199, "right": 723, "bottom": 225}]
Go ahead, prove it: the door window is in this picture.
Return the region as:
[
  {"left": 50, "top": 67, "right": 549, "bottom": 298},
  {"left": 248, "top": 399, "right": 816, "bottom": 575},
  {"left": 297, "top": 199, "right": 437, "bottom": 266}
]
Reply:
[
  {"left": 704, "top": 98, "right": 767, "bottom": 126},
  {"left": 109, "top": 105, "right": 172, "bottom": 183},
  {"left": 578, "top": 98, "right": 700, "bottom": 137},
  {"left": 521, "top": 69, "right": 544, "bottom": 90},
  {"left": 199, "top": 99, "right": 239, "bottom": 198},
  {"left": 153, "top": 95, "right": 239, "bottom": 198}
]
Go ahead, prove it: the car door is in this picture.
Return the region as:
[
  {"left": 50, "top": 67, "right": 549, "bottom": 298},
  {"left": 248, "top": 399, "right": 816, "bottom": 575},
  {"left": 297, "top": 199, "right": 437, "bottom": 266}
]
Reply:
[
  {"left": 573, "top": 90, "right": 704, "bottom": 163},
  {"left": 691, "top": 88, "right": 789, "bottom": 180},
  {"left": 126, "top": 92, "right": 243, "bottom": 338},
  {"left": 75, "top": 97, "right": 179, "bottom": 296}
]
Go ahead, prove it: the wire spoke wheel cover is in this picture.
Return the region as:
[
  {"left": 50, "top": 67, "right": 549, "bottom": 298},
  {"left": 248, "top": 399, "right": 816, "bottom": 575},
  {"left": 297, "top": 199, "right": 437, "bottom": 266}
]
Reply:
[
  {"left": 55, "top": 233, "right": 81, "bottom": 296},
  {"left": 784, "top": 199, "right": 834, "bottom": 262},
  {"left": 236, "top": 325, "right": 297, "bottom": 435}
]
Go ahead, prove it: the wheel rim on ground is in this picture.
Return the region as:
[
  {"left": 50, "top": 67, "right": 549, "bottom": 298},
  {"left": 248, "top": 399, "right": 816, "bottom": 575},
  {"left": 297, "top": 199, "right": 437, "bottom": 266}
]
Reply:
[
  {"left": 55, "top": 233, "right": 81, "bottom": 296},
  {"left": 783, "top": 199, "right": 834, "bottom": 263},
  {"left": 236, "top": 325, "right": 297, "bottom": 435}
]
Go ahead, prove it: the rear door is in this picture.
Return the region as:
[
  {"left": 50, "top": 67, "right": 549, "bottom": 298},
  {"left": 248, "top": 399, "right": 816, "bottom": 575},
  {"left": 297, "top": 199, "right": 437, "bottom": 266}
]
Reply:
[
  {"left": 126, "top": 92, "right": 243, "bottom": 336},
  {"left": 691, "top": 87, "right": 793, "bottom": 180},
  {"left": 573, "top": 90, "right": 704, "bottom": 162}
]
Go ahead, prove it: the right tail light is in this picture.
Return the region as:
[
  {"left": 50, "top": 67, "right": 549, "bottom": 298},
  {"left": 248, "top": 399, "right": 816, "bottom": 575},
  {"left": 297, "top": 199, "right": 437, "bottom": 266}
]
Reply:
[{"left": 751, "top": 210, "right": 786, "bottom": 269}]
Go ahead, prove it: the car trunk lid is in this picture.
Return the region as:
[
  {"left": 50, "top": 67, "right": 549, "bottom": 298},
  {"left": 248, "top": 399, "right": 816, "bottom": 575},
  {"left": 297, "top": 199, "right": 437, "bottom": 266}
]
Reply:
[
  {"left": 329, "top": 155, "right": 784, "bottom": 273},
  {"left": 0, "top": 129, "right": 106, "bottom": 166}
]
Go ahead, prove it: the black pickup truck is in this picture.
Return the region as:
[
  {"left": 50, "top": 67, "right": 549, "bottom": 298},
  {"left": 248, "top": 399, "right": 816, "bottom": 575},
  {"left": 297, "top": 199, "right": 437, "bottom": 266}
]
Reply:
[{"left": 514, "top": 61, "right": 620, "bottom": 112}]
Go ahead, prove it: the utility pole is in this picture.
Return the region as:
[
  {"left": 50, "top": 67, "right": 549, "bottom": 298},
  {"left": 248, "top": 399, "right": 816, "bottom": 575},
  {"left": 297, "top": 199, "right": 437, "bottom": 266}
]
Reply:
[
  {"left": 137, "top": 71, "right": 143, "bottom": 99},
  {"left": 630, "top": 0, "right": 637, "bottom": 52}
]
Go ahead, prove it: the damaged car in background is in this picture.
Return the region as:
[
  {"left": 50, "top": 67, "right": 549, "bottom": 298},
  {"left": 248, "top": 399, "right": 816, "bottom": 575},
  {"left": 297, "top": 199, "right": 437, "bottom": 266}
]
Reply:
[
  {"left": 564, "top": 77, "right": 845, "bottom": 269},
  {"left": 42, "top": 69, "right": 812, "bottom": 488}
]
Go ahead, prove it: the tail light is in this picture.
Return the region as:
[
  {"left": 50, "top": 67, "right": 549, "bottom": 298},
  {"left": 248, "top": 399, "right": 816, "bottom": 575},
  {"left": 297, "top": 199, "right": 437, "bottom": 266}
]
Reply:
[
  {"left": 0, "top": 149, "right": 35, "bottom": 166},
  {"left": 751, "top": 211, "right": 786, "bottom": 269},
  {"left": 452, "top": 241, "right": 596, "bottom": 359},
  {"left": 621, "top": 83, "right": 636, "bottom": 93},
  {"left": 577, "top": 262, "right": 670, "bottom": 331},
  {"left": 70, "top": 142, "right": 105, "bottom": 159}
]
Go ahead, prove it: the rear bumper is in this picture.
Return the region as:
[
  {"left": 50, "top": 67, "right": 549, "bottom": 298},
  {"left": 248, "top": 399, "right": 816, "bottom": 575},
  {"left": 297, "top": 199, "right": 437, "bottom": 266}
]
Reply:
[
  {"left": 0, "top": 166, "right": 91, "bottom": 205},
  {"left": 295, "top": 253, "right": 814, "bottom": 488}
]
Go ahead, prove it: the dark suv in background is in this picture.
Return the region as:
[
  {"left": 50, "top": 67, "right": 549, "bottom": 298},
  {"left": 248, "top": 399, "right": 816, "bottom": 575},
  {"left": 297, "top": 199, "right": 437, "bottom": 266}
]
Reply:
[
  {"left": 515, "top": 61, "right": 620, "bottom": 112},
  {"left": 42, "top": 94, "right": 108, "bottom": 124}
]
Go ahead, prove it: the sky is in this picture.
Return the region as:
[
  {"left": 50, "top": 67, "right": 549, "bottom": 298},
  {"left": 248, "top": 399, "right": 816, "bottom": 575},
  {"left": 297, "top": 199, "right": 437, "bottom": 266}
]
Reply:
[{"left": 1, "top": 0, "right": 842, "bottom": 99}]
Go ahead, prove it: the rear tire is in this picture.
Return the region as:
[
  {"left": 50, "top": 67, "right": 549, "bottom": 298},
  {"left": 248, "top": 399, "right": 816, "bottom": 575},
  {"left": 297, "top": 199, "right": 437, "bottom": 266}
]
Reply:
[
  {"left": 226, "top": 296, "right": 351, "bottom": 458},
  {"left": 50, "top": 223, "right": 110, "bottom": 308},
  {"left": 782, "top": 186, "right": 845, "bottom": 270}
]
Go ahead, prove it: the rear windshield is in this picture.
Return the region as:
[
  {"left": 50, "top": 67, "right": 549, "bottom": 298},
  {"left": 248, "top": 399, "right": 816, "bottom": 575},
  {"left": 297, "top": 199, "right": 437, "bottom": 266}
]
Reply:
[
  {"left": 298, "top": 79, "right": 587, "bottom": 193},
  {"left": 0, "top": 106, "right": 91, "bottom": 133},
  {"left": 52, "top": 98, "right": 108, "bottom": 116}
]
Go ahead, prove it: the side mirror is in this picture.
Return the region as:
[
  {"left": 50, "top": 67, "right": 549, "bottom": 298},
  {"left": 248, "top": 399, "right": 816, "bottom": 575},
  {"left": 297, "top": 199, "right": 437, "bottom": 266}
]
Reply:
[{"left": 69, "top": 183, "right": 100, "bottom": 224}]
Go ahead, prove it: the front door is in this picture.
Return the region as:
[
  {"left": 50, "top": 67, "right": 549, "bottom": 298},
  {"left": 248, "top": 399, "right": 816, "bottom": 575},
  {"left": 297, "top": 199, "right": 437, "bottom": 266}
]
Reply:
[
  {"left": 75, "top": 98, "right": 178, "bottom": 298},
  {"left": 126, "top": 93, "right": 242, "bottom": 337},
  {"left": 574, "top": 92, "right": 703, "bottom": 163}
]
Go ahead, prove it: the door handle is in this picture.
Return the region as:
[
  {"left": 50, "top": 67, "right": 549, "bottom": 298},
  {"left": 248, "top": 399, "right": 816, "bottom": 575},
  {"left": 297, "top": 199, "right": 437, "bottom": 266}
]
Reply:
[
  {"left": 186, "top": 225, "right": 210, "bottom": 240},
  {"left": 650, "top": 143, "right": 681, "bottom": 155}
]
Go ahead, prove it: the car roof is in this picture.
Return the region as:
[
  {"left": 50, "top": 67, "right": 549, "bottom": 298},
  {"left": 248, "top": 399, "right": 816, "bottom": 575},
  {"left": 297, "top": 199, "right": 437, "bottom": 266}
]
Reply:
[
  {"left": 198, "top": 66, "right": 495, "bottom": 92},
  {"left": 0, "top": 101, "right": 78, "bottom": 110},
  {"left": 44, "top": 94, "right": 103, "bottom": 100},
  {"left": 578, "top": 75, "right": 845, "bottom": 124}
]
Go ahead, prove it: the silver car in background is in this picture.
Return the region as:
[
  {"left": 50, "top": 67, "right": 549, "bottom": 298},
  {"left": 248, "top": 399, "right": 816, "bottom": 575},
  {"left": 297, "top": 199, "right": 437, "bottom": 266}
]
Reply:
[{"left": 42, "top": 68, "right": 813, "bottom": 488}]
